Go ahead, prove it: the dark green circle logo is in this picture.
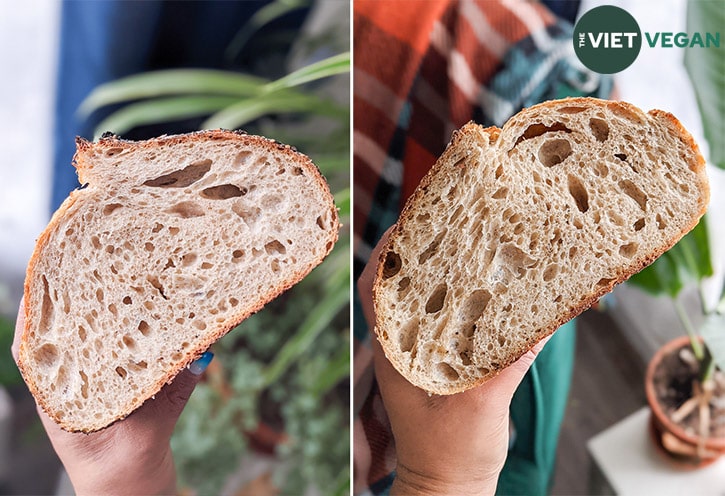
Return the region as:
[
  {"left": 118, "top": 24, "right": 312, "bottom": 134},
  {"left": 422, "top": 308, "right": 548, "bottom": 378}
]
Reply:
[{"left": 573, "top": 5, "right": 642, "bottom": 74}]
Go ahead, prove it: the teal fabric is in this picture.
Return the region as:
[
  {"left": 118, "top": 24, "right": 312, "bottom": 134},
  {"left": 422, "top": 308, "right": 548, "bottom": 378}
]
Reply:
[{"left": 496, "top": 320, "right": 576, "bottom": 496}]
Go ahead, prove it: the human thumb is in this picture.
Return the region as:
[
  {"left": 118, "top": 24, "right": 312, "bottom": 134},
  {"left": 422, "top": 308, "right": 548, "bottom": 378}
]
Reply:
[{"left": 134, "top": 351, "right": 213, "bottom": 435}]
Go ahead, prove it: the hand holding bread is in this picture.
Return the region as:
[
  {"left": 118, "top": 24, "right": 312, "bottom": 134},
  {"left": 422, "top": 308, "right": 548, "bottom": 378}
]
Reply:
[{"left": 360, "top": 228, "right": 549, "bottom": 495}]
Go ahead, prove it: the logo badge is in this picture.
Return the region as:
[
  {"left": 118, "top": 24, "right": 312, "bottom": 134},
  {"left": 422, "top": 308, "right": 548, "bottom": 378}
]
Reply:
[{"left": 573, "top": 5, "right": 642, "bottom": 74}]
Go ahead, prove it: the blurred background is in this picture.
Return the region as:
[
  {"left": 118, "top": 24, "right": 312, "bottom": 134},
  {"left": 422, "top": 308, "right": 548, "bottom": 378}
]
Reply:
[{"left": 0, "top": 1, "right": 349, "bottom": 495}]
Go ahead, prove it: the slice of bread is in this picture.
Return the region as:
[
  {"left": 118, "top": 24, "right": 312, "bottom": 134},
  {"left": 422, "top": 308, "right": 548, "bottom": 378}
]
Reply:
[
  {"left": 18, "top": 130, "right": 339, "bottom": 432},
  {"left": 373, "top": 97, "right": 709, "bottom": 395}
]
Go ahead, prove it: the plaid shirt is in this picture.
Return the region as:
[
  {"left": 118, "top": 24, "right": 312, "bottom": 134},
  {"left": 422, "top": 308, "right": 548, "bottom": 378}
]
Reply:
[{"left": 353, "top": 1, "right": 612, "bottom": 494}]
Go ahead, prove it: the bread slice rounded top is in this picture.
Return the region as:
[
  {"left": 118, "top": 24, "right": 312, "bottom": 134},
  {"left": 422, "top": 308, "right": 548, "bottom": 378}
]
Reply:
[
  {"left": 373, "top": 97, "right": 709, "bottom": 395},
  {"left": 19, "top": 130, "right": 339, "bottom": 432}
]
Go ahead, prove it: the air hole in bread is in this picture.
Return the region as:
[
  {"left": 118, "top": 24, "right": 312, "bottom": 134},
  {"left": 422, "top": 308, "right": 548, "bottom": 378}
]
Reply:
[
  {"left": 437, "top": 362, "right": 459, "bottom": 381},
  {"left": 137, "top": 320, "right": 151, "bottom": 337},
  {"left": 314, "top": 215, "right": 327, "bottom": 232},
  {"left": 443, "top": 206, "right": 464, "bottom": 227},
  {"left": 143, "top": 159, "right": 212, "bottom": 188},
  {"left": 168, "top": 201, "right": 205, "bottom": 219},
  {"left": 543, "top": 263, "right": 559, "bottom": 282},
  {"left": 538, "top": 139, "right": 572, "bottom": 167},
  {"left": 230, "top": 297, "right": 239, "bottom": 307},
  {"left": 232, "top": 203, "right": 261, "bottom": 226},
  {"left": 115, "top": 366, "right": 127, "bottom": 379},
  {"left": 495, "top": 164, "right": 504, "bottom": 179},
  {"left": 382, "top": 251, "right": 402, "bottom": 279},
  {"left": 459, "top": 289, "right": 491, "bottom": 323},
  {"left": 614, "top": 153, "right": 627, "bottom": 162},
  {"left": 399, "top": 319, "right": 419, "bottom": 353},
  {"left": 201, "top": 184, "right": 247, "bottom": 200},
  {"left": 619, "top": 242, "right": 638, "bottom": 258},
  {"left": 33, "top": 343, "right": 59, "bottom": 367},
  {"left": 419, "top": 231, "right": 446, "bottom": 265},
  {"left": 39, "top": 275, "right": 54, "bottom": 335},
  {"left": 96, "top": 288, "right": 104, "bottom": 303},
  {"left": 589, "top": 118, "right": 610, "bottom": 142},
  {"left": 397, "top": 277, "right": 411, "bottom": 294},
  {"left": 104, "top": 147, "right": 124, "bottom": 157},
  {"left": 292, "top": 166, "right": 304, "bottom": 176},
  {"left": 169, "top": 227, "right": 180, "bottom": 236},
  {"left": 143, "top": 242, "right": 154, "bottom": 252},
  {"left": 492, "top": 187, "right": 508, "bottom": 199},
  {"left": 146, "top": 276, "right": 167, "bottom": 300},
  {"left": 232, "top": 249, "right": 244, "bottom": 262},
  {"left": 79, "top": 371, "right": 89, "bottom": 399},
  {"left": 152, "top": 222, "right": 164, "bottom": 233},
  {"left": 270, "top": 259, "right": 280, "bottom": 272},
  {"left": 102, "top": 203, "right": 123, "bottom": 216},
  {"left": 235, "top": 150, "right": 252, "bottom": 167},
  {"left": 619, "top": 180, "right": 647, "bottom": 211},
  {"left": 265, "top": 240, "right": 286, "bottom": 255},
  {"left": 656, "top": 213, "right": 666, "bottom": 229},
  {"left": 609, "top": 210, "right": 625, "bottom": 227},
  {"left": 608, "top": 102, "right": 645, "bottom": 124},
  {"left": 200, "top": 262, "right": 213, "bottom": 270},
  {"left": 122, "top": 296, "right": 132, "bottom": 305},
  {"left": 597, "top": 277, "right": 616, "bottom": 288},
  {"left": 425, "top": 283, "right": 448, "bottom": 314},
  {"left": 514, "top": 122, "right": 572, "bottom": 147},
  {"left": 459, "top": 350, "right": 472, "bottom": 366},
  {"left": 122, "top": 335, "right": 136, "bottom": 349},
  {"left": 559, "top": 106, "right": 587, "bottom": 114},
  {"left": 634, "top": 218, "right": 645, "bottom": 231},
  {"left": 593, "top": 162, "right": 609, "bottom": 178}
]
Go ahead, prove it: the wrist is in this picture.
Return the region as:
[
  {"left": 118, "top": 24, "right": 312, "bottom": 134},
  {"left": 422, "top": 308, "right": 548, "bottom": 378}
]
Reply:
[
  {"left": 69, "top": 445, "right": 176, "bottom": 496},
  {"left": 391, "top": 463, "right": 499, "bottom": 496}
]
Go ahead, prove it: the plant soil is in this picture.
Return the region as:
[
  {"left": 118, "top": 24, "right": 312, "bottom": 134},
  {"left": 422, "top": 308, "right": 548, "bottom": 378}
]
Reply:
[{"left": 653, "top": 345, "right": 725, "bottom": 438}]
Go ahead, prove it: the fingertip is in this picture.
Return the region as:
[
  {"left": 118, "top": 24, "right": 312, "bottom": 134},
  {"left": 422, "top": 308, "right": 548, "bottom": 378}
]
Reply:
[{"left": 188, "top": 351, "right": 214, "bottom": 376}]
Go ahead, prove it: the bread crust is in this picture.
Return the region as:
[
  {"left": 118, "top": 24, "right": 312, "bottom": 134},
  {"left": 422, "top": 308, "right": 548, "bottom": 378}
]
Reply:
[
  {"left": 19, "top": 130, "right": 339, "bottom": 432},
  {"left": 372, "top": 97, "right": 709, "bottom": 395}
]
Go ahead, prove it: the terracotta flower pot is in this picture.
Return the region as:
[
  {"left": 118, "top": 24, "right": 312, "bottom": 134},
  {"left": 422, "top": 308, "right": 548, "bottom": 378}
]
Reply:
[{"left": 645, "top": 335, "right": 725, "bottom": 468}]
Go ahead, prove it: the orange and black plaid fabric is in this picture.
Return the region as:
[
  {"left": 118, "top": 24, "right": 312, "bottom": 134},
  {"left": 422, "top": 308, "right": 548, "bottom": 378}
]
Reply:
[{"left": 353, "top": 1, "right": 611, "bottom": 494}]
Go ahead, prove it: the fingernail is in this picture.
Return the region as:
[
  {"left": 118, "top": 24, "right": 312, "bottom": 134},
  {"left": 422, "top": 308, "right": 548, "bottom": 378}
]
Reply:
[{"left": 188, "top": 351, "right": 214, "bottom": 375}]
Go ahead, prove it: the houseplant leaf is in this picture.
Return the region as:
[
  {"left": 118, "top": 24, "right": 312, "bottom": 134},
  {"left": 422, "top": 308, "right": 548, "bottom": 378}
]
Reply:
[
  {"left": 79, "top": 70, "right": 266, "bottom": 117},
  {"left": 700, "top": 313, "right": 725, "bottom": 371},
  {"left": 685, "top": 1, "right": 725, "bottom": 170},
  {"left": 0, "top": 316, "right": 22, "bottom": 386},
  {"left": 201, "top": 92, "right": 345, "bottom": 129},
  {"left": 93, "top": 96, "right": 241, "bottom": 137},
  {"left": 261, "top": 262, "right": 349, "bottom": 387},
  {"left": 264, "top": 52, "right": 350, "bottom": 92},
  {"left": 628, "top": 217, "right": 712, "bottom": 298},
  {"left": 225, "top": 0, "right": 309, "bottom": 60}
]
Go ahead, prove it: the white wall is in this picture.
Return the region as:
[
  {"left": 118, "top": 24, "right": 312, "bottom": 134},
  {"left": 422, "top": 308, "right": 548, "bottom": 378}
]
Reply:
[{"left": 0, "top": 1, "right": 59, "bottom": 316}]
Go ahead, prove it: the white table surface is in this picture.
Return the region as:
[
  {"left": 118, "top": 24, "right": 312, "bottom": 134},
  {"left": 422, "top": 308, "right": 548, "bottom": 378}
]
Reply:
[{"left": 587, "top": 407, "right": 725, "bottom": 496}]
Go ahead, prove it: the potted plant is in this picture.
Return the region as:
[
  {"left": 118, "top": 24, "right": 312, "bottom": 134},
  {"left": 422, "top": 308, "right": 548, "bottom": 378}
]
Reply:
[{"left": 626, "top": 0, "right": 725, "bottom": 467}]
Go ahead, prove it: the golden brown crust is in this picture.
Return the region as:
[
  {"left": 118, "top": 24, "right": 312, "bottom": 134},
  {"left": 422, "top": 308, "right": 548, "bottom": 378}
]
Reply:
[
  {"left": 20, "top": 130, "right": 339, "bottom": 432},
  {"left": 372, "top": 97, "right": 709, "bottom": 395}
]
